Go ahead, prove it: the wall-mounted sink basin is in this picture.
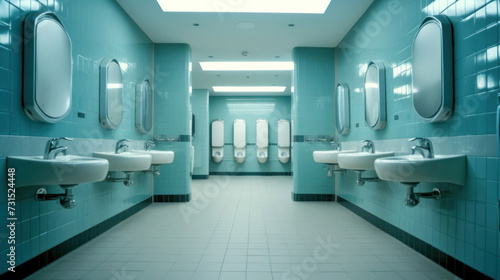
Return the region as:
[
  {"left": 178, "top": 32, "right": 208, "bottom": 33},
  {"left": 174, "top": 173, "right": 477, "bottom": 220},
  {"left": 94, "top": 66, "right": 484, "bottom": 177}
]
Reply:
[
  {"left": 313, "top": 150, "right": 357, "bottom": 164},
  {"left": 93, "top": 152, "right": 151, "bottom": 172},
  {"left": 131, "top": 150, "right": 174, "bottom": 165},
  {"left": 374, "top": 155, "right": 466, "bottom": 185},
  {"left": 7, "top": 155, "right": 109, "bottom": 188},
  {"left": 338, "top": 151, "right": 394, "bottom": 170}
]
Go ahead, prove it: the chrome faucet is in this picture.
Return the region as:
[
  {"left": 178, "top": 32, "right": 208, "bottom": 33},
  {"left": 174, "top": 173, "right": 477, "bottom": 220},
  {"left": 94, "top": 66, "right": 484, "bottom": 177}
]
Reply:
[
  {"left": 145, "top": 140, "right": 155, "bottom": 151},
  {"left": 361, "top": 140, "right": 374, "bottom": 153},
  {"left": 115, "top": 139, "right": 131, "bottom": 154},
  {"left": 44, "top": 137, "right": 73, "bottom": 159},
  {"left": 409, "top": 137, "right": 433, "bottom": 158},
  {"left": 331, "top": 141, "right": 341, "bottom": 151}
]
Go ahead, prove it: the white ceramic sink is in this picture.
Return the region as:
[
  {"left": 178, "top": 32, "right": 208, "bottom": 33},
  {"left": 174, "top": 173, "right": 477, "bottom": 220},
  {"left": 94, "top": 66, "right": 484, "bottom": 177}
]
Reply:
[
  {"left": 313, "top": 150, "right": 357, "bottom": 164},
  {"left": 131, "top": 150, "right": 174, "bottom": 165},
  {"left": 93, "top": 152, "right": 151, "bottom": 172},
  {"left": 374, "top": 155, "right": 467, "bottom": 185},
  {"left": 338, "top": 151, "right": 394, "bottom": 170},
  {"left": 7, "top": 155, "right": 109, "bottom": 188}
]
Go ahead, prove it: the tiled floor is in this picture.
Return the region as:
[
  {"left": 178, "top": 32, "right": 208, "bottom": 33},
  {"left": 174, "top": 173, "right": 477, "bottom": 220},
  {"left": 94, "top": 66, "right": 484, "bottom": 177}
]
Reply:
[{"left": 27, "top": 176, "right": 459, "bottom": 280}]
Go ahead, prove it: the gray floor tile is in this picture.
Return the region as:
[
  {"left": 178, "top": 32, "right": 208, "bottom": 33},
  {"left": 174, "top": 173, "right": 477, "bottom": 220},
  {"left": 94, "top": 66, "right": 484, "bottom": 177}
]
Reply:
[{"left": 25, "top": 176, "right": 458, "bottom": 280}]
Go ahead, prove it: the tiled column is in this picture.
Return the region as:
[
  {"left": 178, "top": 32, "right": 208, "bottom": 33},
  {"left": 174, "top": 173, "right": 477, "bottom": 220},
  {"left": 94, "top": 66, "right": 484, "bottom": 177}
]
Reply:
[
  {"left": 153, "top": 44, "right": 192, "bottom": 201},
  {"left": 191, "top": 89, "right": 209, "bottom": 178},
  {"left": 291, "top": 47, "right": 336, "bottom": 200}
]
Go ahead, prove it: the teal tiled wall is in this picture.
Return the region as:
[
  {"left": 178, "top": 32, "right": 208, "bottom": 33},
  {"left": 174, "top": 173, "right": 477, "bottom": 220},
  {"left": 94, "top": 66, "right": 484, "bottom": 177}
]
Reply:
[
  {"left": 153, "top": 44, "right": 192, "bottom": 195},
  {"left": 0, "top": 0, "right": 153, "bottom": 272},
  {"left": 336, "top": 0, "right": 499, "bottom": 277},
  {"left": 209, "top": 96, "right": 291, "bottom": 173},
  {"left": 192, "top": 89, "right": 209, "bottom": 177},
  {"left": 292, "top": 47, "right": 336, "bottom": 195}
]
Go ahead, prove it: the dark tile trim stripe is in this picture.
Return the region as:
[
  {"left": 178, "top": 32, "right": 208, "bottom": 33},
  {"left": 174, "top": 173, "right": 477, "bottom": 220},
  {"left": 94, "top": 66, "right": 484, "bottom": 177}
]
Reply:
[
  {"left": 292, "top": 192, "right": 334, "bottom": 201},
  {"left": 192, "top": 175, "right": 209, "bottom": 179},
  {"left": 209, "top": 172, "right": 292, "bottom": 176},
  {"left": 293, "top": 135, "right": 305, "bottom": 142},
  {"left": 221, "top": 143, "right": 278, "bottom": 146},
  {"left": 154, "top": 194, "right": 191, "bottom": 202},
  {"left": 0, "top": 197, "right": 152, "bottom": 280},
  {"left": 337, "top": 196, "right": 492, "bottom": 280},
  {"left": 178, "top": 135, "right": 191, "bottom": 142}
]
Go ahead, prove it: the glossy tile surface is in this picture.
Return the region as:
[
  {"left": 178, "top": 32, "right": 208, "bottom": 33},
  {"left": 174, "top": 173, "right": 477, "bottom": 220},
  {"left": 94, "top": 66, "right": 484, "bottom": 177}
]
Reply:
[
  {"left": 292, "top": 47, "right": 336, "bottom": 195},
  {"left": 0, "top": 0, "right": 153, "bottom": 270},
  {"left": 192, "top": 89, "right": 209, "bottom": 176},
  {"left": 209, "top": 96, "right": 292, "bottom": 174},
  {"left": 153, "top": 44, "right": 192, "bottom": 195},
  {"left": 335, "top": 0, "right": 500, "bottom": 277},
  {"left": 27, "top": 176, "right": 458, "bottom": 280}
]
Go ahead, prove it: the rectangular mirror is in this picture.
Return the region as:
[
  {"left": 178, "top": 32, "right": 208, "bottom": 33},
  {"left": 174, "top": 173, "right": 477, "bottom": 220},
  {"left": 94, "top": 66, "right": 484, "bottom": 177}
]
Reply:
[{"left": 23, "top": 11, "right": 72, "bottom": 123}]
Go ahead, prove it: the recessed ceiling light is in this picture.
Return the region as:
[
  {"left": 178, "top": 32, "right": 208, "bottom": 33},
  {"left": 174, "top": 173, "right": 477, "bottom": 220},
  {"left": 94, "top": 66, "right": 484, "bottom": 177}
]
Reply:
[
  {"left": 156, "top": 0, "right": 331, "bottom": 14},
  {"left": 213, "top": 86, "right": 286, "bottom": 93},
  {"left": 193, "top": 23, "right": 199, "bottom": 26},
  {"left": 288, "top": 24, "right": 295, "bottom": 27},
  {"left": 200, "top": 61, "right": 294, "bottom": 71}
]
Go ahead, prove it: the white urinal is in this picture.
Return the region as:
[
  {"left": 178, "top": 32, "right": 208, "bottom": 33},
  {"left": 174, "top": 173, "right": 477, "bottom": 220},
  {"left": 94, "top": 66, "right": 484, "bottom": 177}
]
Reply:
[
  {"left": 211, "top": 120, "right": 224, "bottom": 162},
  {"left": 256, "top": 119, "right": 268, "bottom": 163},
  {"left": 233, "top": 119, "right": 246, "bottom": 163},
  {"left": 278, "top": 119, "right": 290, "bottom": 163}
]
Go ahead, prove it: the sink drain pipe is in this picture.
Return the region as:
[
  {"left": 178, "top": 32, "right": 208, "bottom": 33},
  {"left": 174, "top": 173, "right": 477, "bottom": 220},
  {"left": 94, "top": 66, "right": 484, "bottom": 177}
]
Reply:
[{"left": 403, "top": 183, "right": 441, "bottom": 207}]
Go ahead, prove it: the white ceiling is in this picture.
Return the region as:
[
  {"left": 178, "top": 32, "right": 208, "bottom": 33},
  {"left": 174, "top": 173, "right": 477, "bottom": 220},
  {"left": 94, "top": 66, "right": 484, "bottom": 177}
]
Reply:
[{"left": 116, "top": 0, "right": 374, "bottom": 96}]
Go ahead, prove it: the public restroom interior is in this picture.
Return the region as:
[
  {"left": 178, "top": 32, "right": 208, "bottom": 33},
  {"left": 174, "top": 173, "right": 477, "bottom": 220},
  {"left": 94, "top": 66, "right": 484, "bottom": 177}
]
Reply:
[{"left": 0, "top": 0, "right": 499, "bottom": 279}]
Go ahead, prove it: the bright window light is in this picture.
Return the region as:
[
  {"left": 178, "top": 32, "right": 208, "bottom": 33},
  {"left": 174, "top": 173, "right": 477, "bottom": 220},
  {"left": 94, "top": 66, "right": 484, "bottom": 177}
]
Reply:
[
  {"left": 364, "top": 83, "right": 379, "bottom": 89},
  {"left": 213, "top": 86, "right": 286, "bottom": 92},
  {"left": 157, "top": 0, "right": 331, "bottom": 14},
  {"left": 200, "top": 61, "right": 294, "bottom": 71},
  {"left": 107, "top": 83, "right": 123, "bottom": 89}
]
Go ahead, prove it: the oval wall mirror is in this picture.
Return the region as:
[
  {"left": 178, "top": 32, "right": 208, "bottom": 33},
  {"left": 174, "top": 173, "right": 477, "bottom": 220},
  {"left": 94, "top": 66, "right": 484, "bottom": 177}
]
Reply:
[
  {"left": 412, "top": 15, "right": 453, "bottom": 123},
  {"left": 99, "top": 58, "right": 123, "bottom": 129},
  {"left": 23, "top": 11, "right": 72, "bottom": 123},
  {"left": 135, "top": 79, "right": 153, "bottom": 133},
  {"left": 335, "top": 83, "right": 350, "bottom": 135},
  {"left": 364, "top": 61, "right": 386, "bottom": 130}
]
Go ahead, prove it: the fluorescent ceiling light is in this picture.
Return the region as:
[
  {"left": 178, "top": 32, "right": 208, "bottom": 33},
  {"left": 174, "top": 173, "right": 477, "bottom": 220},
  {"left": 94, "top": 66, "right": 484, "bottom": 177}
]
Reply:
[
  {"left": 200, "top": 61, "right": 294, "bottom": 71},
  {"left": 157, "top": 0, "right": 331, "bottom": 14},
  {"left": 213, "top": 86, "right": 286, "bottom": 92}
]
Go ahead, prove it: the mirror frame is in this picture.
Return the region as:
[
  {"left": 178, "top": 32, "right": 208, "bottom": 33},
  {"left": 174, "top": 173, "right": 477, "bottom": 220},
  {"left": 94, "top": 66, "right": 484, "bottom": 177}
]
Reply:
[
  {"left": 335, "top": 83, "right": 350, "bottom": 135},
  {"left": 135, "top": 78, "right": 153, "bottom": 133},
  {"left": 363, "top": 60, "right": 386, "bottom": 130},
  {"left": 412, "top": 15, "right": 454, "bottom": 123},
  {"left": 192, "top": 113, "right": 196, "bottom": 137},
  {"left": 99, "top": 58, "right": 123, "bottom": 129},
  {"left": 23, "top": 11, "right": 72, "bottom": 123}
]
